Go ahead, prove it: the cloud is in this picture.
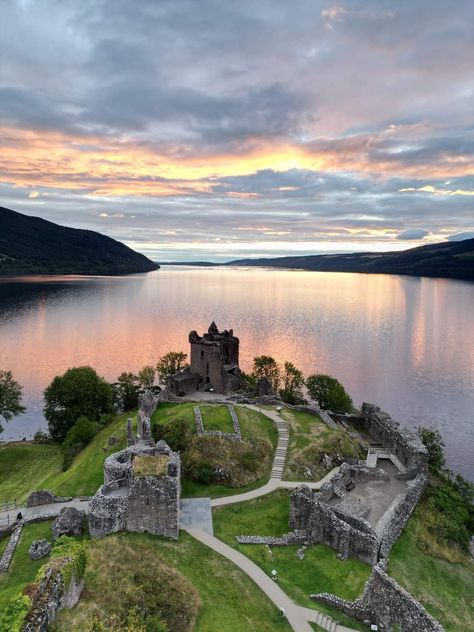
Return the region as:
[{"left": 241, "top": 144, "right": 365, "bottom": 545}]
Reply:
[
  {"left": 446, "top": 231, "right": 474, "bottom": 241},
  {"left": 396, "top": 229, "right": 429, "bottom": 240}
]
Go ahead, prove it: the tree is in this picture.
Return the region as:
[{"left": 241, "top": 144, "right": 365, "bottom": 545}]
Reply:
[
  {"left": 417, "top": 426, "right": 445, "bottom": 473},
  {"left": 114, "top": 372, "right": 141, "bottom": 412},
  {"left": 0, "top": 370, "right": 26, "bottom": 433},
  {"left": 137, "top": 365, "right": 156, "bottom": 390},
  {"left": 252, "top": 356, "right": 280, "bottom": 392},
  {"left": 306, "top": 374, "right": 353, "bottom": 413},
  {"left": 280, "top": 361, "right": 305, "bottom": 404},
  {"left": 156, "top": 351, "right": 188, "bottom": 383},
  {"left": 43, "top": 366, "right": 113, "bottom": 442}
]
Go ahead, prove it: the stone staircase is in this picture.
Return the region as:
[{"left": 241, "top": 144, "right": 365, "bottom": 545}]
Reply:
[
  {"left": 271, "top": 417, "right": 289, "bottom": 479},
  {"left": 333, "top": 480, "right": 346, "bottom": 499}
]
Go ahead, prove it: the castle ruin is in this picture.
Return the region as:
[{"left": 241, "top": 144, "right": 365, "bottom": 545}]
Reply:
[{"left": 167, "top": 322, "right": 242, "bottom": 396}]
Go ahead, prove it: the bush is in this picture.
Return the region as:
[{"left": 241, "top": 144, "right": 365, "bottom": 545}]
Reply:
[
  {"left": 417, "top": 426, "right": 445, "bottom": 473},
  {"left": 44, "top": 366, "right": 113, "bottom": 442},
  {"left": 62, "top": 416, "right": 100, "bottom": 469},
  {"left": 0, "top": 594, "right": 31, "bottom": 632},
  {"left": 153, "top": 418, "right": 191, "bottom": 453},
  {"left": 33, "top": 429, "right": 52, "bottom": 444},
  {"left": 425, "top": 477, "right": 473, "bottom": 552},
  {"left": 306, "top": 374, "right": 353, "bottom": 413},
  {"left": 113, "top": 373, "right": 141, "bottom": 412}
]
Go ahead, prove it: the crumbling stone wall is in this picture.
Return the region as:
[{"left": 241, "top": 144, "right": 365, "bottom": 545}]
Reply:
[
  {"left": 194, "top": 405, "right": 242, "bottom": 442},
  {"left": 360, "top": 403, "right": 428, "bottom": 475},
  {"left": 378, "top": 472, "right": 427, "bottom": 557},
  {"left": 22, "top": 558, "right": 84, "bottom": 632},
  {"left": 88, "top": 439, "right": 181, "bottom": 540},
  {"left": 25, "top": 490, "right": 72, "bottom": 508},
  {"left": 312, "top": 561, "right": 445, "bottom": 632},
  {"left": 0, "top": 521, "right": 23, "bottom": 573}
]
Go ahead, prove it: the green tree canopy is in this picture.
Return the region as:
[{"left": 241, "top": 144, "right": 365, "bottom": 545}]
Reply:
[
  {"left": 156, "top": 351, "right": 188, "bottom": 383},
  {"left": 252, "top": 355, "right": 280, "bottom": 392},
  {"left": 43, "top": 366, "right": 113, "bottom": 442},
  {"left": 137, "top": 365, "right": 156, "bottom": 390},
  {"left": 417, "top": 426, "right": 446, "bottom": 473},
  {"left": 0, "top": 370, "right": 26, "bottom": 433},
  {"left": 280, "top": 361, "right": 305, "bottom": 404},
  {"left": 306, "top": 374, "right": 353, "bottom": 413},
  {"left": 114, "top": 372, "right": 141, "bottom": 412}
]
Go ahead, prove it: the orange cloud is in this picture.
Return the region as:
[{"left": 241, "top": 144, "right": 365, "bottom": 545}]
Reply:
[{"left": 1, "top": 125, "right": 473, "bottom": 198}]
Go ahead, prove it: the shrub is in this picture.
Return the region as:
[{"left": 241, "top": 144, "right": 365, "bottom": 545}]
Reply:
[
  {"left": 33, "top": 429, "right": 52, "bottom": 443},
  {"left": 62, "top": 416, "right": 100, "bottom": 469},
  {"left": 0, "top": 594, "right": 31, "bottom": 632},
  {"left": 417, "top": 426, "right": 445, "bottom": 473},
  {"left": 153, "top": 418, "right": 191, "bottom": 453}
]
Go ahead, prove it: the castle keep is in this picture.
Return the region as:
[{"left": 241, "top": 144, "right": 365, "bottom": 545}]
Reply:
[{"left": 168, "top": 322, "right": 242, "bottom": 396}]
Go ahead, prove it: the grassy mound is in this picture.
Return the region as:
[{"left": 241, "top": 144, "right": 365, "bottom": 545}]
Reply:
[
  {"left": 55, "top": 532, "right": 292, "bottom": 632},
  {"left": 279, "top": 408, "right": 362, "bottom": 481},
  {"left": 54, "top": 536, "right": 201, "bottom": 632},
  {"left": 388, "top": 501, "right": 474, "bottom": 632},
  {"left": 213, "top": 491, "right": 371, "bottom": 632},
  {"left": 153, "top": 403, "right": 277, "bottom": 493}
]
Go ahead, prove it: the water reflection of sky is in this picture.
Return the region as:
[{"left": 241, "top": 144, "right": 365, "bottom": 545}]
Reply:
[{"left": 0, "top": 267, "right": 473, "bottom": 479}]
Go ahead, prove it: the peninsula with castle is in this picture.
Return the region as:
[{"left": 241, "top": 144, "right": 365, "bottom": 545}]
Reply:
[{"left": 0, "top": 323, "right": 472, "bottom": 632}]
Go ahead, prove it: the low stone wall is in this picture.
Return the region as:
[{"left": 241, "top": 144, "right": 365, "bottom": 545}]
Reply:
[
  {"left": 311, "top": 561, "right": 445, "bottom": 632},
  {"left": 194, "top": 405, "right": 242, "bottom": 441},
  {"left": 26, "top": 490, "right": 73, "bottom": 507},
  {"left": 0, "top": 521, "right": 23, "bottom": 573},
  {"left": 236, "top": 531, "right": 306, "bottom": 546},
  {"left": 378, "top": 472, "right": 427, "bottom": 557},
  {"left": 22, "top": 558, "right": 84, "bottom": 632}
]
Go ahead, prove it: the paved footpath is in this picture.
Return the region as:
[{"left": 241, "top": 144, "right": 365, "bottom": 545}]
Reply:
[
  {"left": 185, "top": 527, "right": 357, "bottom": 632},
  {"left": 0, "top": 401, "right": 356, "bottom": 632}
]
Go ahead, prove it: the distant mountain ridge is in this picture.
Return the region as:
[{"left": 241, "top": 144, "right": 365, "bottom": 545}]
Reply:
[
  {"left": 226, "top": 239, "right": 474, "bottom": 280},
  {"left": 0, "top": 206, "right": 159, "bottom": 276}
]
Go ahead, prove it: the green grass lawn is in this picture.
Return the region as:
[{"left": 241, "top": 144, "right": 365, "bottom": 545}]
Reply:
[
  {"left": 388, "top": 507, "right": 474, "bottom": 632},
  {"left": 54, "top": 531, "right": 293, "bottom": 632},
  {"left": 153, "top": 403, "right": 279, "bottom": 498},
  {"left": 213, "top": 491, "right": 371, "bottom": 631},
  {"left": 0, "top": 412, "right": 131, "bottom": 504},
  {"left": 201, "top": 404, "right": 234, "bottom": 433},
  {"left": 0, "top": 521, "right": 53, "bottom": 612},
  {"left": 279, "top": 408, "right": 361, "bottom": 481},
  {"left": 0, "top": 534, "right": 9, "bottom": 559},
  {"left": 0, "top": 443, "right": 63, "bottom": 504}
]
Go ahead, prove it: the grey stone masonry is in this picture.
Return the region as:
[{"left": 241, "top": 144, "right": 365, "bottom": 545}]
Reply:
[
  {"left": 51, "top": 507, "right": 85, "bottom": 540},
  {"left": 29, "top": 539, "right": 52, "bottom": 560},
  {"left": 26, "top": 490, "right": 72, "bottom": 507},
  {"left": 0, "top": 521, "right": 23, "bottom": 573},
  {"left": 312, "top": 561, "right": 445, "bottom": 632},
  {"left": 236, "top": 531, "right": 307, "bottom": 546},
  {"left": 89, "top": 434, "right": 181, "bottom": 540},
  {"left": 22, "top": 556, "right": 84, "bottom": 632}
]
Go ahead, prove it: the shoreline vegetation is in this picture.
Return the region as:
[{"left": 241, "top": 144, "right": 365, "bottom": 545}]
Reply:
[{"left": 160, "top": 237, "right": 474, "bottom": 281}]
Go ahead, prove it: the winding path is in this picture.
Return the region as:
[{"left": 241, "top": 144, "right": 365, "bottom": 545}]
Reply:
[{"left": 0, "top": 401, "right": 356, "bottom": 632}]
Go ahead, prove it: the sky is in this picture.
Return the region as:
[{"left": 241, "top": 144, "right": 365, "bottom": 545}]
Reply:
[{"left": 0, "top": 0, "right": 473, "bottom": 262}]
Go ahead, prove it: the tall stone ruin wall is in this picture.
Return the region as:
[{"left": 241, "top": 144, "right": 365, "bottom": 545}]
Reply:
[
  {"left": 378, "top": 472, "right": 427, "bottom": 558},
  {"left": 360, "top": 403, "right": 428, "bottom": 474},
  {"left": 313, "top": 561, "right": 445, "bottom": 632}
]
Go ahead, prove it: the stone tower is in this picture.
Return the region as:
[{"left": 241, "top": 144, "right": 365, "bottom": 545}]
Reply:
[{"left": 188, "top": 322, "right": 241, "bottom": 393}]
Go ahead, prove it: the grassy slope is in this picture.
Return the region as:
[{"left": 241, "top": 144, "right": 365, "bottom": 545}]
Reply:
[
  {"left": 279, "top": 408, "right": 361, "bottom": 481},
  {"left": 55, "top": 532, "right": 293, "bottom": 632},
  {"left": 153, "top": 403, "right": 278, "bottom": 498},
  {"left": 388, "top": 507, "right": 474, "bottom": 632},
  {"left": 0, "top": 413, "right": 130, "bottom": 504},
  {"left": 0, "top": 521, "right": 53, "bottom": 612},
  {"left": 213, "top": 491, "right": 370, "bottom": 632},
  {"left": 0, "top": 443, "right": 63, "bottom": 504}
]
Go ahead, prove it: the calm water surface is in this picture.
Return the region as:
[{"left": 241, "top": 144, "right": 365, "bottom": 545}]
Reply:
[{"left": 0, "top": 266, "right": 473, "bottom": 479}]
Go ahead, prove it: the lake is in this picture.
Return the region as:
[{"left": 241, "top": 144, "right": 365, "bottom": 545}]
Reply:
[{"left": 0, "top": 266, "right": 473, "bottom": 479}]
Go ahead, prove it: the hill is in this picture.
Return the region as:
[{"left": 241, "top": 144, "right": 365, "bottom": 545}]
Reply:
[
  {"left": 226, "top": 238, "right": 474, "bottom": 280},
  {"left": 0, "top": 206, "right": 159, "bottom": 275}
]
